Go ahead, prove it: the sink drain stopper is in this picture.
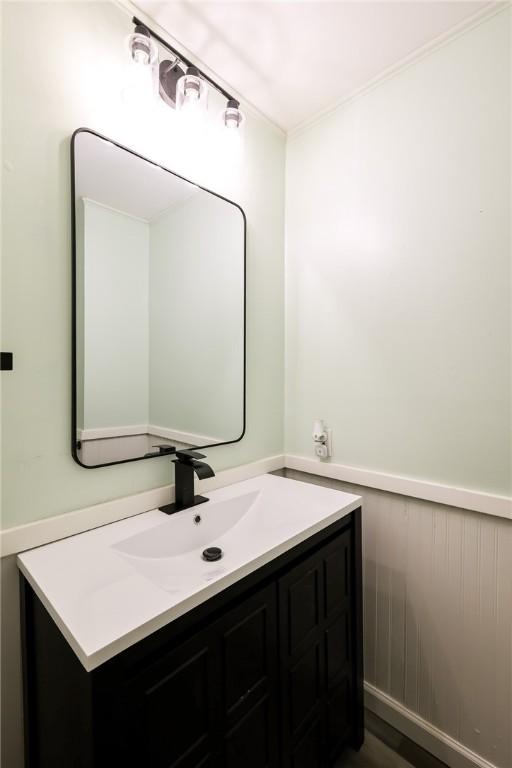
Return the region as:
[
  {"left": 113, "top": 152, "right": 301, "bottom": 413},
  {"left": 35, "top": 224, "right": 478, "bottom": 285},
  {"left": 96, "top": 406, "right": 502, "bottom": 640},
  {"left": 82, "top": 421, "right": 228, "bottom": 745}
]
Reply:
[{"left": 202, "top": 546, "right": 223, "bottom": 562}]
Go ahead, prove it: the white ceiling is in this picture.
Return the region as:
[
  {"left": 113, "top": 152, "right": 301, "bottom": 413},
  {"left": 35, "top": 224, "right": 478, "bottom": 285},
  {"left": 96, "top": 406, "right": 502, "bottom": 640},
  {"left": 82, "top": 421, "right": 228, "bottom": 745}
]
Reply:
[
  {"left": 135, "top": 1, "right": 495, "bottom": 131},
  {"left": 75, "top": 131, "right": 197, "bottom": 220}
]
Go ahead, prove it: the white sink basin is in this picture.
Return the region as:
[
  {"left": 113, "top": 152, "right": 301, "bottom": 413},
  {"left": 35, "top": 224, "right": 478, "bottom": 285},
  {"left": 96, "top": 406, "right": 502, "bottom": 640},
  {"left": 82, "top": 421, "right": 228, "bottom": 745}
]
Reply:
[
  {"left": 112, "top": 490, "right": 259, "bottom": 560},
  {"left": 111, "top": 491, "right": 260, "bottom": 592},
  {"left": 17, "top": 473, "right": 361, "bottom": 670}
]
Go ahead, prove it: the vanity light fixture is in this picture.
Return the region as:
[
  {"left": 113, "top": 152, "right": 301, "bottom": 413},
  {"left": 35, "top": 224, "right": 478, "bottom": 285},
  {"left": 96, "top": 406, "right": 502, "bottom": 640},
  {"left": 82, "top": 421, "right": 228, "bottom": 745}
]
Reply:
[{"left": 127, "top": 17, "right": 245, "bottom": 133}]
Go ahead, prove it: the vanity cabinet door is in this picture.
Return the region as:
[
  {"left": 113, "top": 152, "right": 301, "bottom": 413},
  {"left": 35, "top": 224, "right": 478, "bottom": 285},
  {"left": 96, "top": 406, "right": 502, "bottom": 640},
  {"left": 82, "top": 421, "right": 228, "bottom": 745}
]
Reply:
[
  {"left": 219, "top": 583, "right": 279, "bottom": 768},
  {"left": 278, "top": 525, "right": 353, "bottom": 767},
  {"left": 123, "top": 582, "right": 279, "bottom": 768},
  {"left": 124, "top": 628, "right": 220, "bottom": 768},
  {"left": 323, "top": 530, "right": 354, "bottom": 760}
]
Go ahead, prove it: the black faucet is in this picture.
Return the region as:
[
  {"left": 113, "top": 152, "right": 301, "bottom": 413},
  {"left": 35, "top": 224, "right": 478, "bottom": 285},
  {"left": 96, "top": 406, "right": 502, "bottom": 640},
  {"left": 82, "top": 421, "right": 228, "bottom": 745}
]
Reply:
[{"left": 159, "top": 449, "right": 215, "bottom": 515}]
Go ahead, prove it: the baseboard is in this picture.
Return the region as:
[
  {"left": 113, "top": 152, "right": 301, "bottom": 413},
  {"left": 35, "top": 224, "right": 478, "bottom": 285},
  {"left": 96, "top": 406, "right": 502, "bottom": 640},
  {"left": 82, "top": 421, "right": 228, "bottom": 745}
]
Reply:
[
  {"left": 364, "top": 683, "right": 499, "bottom": 768},
  {"left": 285, "top": 455, "right": 511, "bottom": 520},
  {"left": 78, "top": 425, "right": 148, "bottom": 440},
  {"left": 78, "top": 424, "right": 221, "bottom": 444},
  {"left": 147, "top": 424, "right": 221, "bottom": 446},
  {"left": 0, "top": 454, "right": 285, "bottom": 557}
]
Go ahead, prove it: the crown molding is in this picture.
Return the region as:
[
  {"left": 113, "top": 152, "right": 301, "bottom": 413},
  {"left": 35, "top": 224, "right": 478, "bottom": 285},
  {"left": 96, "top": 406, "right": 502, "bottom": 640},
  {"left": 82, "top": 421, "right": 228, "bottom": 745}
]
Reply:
[{"left": 288, "top": 2, "right": 509, "bottom": 140}]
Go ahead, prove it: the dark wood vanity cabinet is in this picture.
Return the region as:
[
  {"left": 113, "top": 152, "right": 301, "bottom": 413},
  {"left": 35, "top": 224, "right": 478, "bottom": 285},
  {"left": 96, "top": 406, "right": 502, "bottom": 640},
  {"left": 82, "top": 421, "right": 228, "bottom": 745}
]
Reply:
[
  {"left": 21, "top": 509, "right": 363, "bottom": 768},
  {"left": 123, "top": 582, "right": 280, "bottom": 768}
]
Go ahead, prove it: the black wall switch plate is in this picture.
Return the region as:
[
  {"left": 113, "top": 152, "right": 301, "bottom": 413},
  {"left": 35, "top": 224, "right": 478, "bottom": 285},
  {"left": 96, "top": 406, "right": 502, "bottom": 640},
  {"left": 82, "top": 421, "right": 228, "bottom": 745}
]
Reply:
[{"left": 1, "top": 352, "right": 13, "bottom": 370}]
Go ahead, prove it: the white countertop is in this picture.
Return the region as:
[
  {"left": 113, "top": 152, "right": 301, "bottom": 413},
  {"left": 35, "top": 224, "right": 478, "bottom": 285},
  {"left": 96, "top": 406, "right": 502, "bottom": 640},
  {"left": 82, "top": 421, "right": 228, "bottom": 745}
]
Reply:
[{"left": 17, "top": 473, "right": 361, "bottom": 671}]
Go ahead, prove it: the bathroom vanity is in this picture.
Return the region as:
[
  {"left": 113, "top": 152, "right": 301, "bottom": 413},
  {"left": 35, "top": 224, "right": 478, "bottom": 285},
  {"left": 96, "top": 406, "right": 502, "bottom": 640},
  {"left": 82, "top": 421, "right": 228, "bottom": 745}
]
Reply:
[{"left": 19, "top": 474, "right": 363, "bottom": 767}]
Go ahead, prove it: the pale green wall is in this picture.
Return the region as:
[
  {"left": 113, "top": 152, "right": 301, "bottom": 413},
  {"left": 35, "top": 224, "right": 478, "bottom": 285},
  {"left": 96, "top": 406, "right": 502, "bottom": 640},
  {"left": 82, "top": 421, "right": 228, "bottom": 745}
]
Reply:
[
  {"left": 2, "top": 1, "right": 508, "bottom": 535},
  {"left": 149, "top": 192, "right": 244, "bottom": 441},
  {"left": 285, "top": 9, "right": 511, "bottom": 495},
  {"left": 82, "top": 199, "right": 149, "bottom": 431},
  {"left": 1, "top": 1, "right": 285, "bottom": 529}
]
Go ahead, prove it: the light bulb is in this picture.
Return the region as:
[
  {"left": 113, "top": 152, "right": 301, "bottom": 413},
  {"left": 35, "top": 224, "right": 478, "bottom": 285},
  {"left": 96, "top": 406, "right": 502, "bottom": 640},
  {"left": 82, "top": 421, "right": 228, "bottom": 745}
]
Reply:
[
  {"left": 176, "top": 67, "right": 207, "bottom": 114},
  {"left": 126, "top": 25, "right": 157, "bottom": 67},
  {"left": 222, "top": 99, "right": 244, "bottom": 130},
  {"left": 122, "top": 26, "right": 157, "bottom": 108},
  {"left": 133, "top": 48, "right": 149, "bottom": 66},
  {"left": 216, "top": 99, "right": 244, "bottom": 165},
  {"left": 185, "top": 88, "right": 200, "bottom": 104}
]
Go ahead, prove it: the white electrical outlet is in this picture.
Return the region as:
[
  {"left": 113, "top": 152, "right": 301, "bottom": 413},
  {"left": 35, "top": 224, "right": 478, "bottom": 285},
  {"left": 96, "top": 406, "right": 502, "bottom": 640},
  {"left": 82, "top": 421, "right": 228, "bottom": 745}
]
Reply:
[
  {"left": 313, "top": 420, "right": 332, "bottom": 460},
  {"left": 315, "top": 443, "right": 328, "bottom": 459}
]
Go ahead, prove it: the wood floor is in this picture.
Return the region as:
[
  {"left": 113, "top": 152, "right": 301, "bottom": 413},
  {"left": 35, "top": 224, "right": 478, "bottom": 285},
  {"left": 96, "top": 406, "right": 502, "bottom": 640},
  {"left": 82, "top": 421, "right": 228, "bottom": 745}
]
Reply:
[
  {"left": 336, "top": 732, "right": 414, "bottom": 767},
  {"left": 335, "top": 713, "right": 450, "bottom": 768}
]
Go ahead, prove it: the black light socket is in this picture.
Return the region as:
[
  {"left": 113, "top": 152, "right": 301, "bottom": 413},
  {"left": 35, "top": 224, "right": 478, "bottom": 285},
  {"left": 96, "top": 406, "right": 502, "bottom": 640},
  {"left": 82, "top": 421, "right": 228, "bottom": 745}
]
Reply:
[{"left": 134, "top": 24, "right": 150, "bottom": 38}]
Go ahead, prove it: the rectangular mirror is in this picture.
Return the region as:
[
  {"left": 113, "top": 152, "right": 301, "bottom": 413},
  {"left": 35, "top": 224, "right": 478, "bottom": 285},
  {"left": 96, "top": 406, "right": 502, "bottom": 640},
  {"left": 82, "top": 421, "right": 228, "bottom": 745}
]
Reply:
[{"left": 71, "top": 129, "right": 245, "bottom": 467}]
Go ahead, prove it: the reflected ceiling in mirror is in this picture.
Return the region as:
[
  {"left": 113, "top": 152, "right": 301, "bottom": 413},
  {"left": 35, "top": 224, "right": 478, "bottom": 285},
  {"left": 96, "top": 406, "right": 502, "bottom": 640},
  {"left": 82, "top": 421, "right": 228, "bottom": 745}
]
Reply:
[{"left": 72, "top": 129, "right": 245, "bottom": 467}]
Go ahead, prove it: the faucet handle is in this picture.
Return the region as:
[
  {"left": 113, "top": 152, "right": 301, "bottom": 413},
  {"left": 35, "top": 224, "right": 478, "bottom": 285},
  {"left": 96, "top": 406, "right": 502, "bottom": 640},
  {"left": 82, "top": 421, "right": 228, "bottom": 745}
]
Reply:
[
  {"left": 147, "top": 444, "right": 176, "bottom": 456},
  {"left": 176, "top": 449, "right": 206, "bottom": 462},
  {"left": 144, "top": 444, "right": 175, "bottom": 458}
]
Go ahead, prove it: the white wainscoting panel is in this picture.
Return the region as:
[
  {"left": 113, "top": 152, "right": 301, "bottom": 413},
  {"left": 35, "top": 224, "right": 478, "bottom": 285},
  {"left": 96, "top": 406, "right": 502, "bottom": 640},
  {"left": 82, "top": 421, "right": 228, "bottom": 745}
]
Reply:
[
  {"left": 364, "top": 683, "right": 501, "bottom": 768},
  {"left": 282, "top": 469, "right": 512, "bottom": 768}
]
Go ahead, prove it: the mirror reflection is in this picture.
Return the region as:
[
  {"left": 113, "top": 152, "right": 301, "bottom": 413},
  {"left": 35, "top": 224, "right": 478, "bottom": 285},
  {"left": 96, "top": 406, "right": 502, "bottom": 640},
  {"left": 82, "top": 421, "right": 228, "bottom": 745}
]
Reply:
[{"left": 72, "top": 130, "right": 245, "bottom": 467}]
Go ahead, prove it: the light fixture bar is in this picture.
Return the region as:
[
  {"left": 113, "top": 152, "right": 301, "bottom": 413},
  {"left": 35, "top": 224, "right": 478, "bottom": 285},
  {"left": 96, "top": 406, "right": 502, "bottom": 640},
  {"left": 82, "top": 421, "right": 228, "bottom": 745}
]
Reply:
[{"left": 131, "top": 16, "right": 238, "bottom": 105}]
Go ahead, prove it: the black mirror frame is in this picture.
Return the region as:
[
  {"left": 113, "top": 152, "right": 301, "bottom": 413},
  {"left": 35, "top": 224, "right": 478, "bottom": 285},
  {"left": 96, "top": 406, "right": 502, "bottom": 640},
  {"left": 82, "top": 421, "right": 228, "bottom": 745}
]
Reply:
[{"left": 70, "top": 127, "right": 246, "bottom": 469}]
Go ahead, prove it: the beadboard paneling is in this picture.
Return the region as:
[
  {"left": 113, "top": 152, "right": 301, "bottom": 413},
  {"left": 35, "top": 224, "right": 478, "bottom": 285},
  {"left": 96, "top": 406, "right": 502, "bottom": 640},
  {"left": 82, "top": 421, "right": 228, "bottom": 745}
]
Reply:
[{"left": 281, "top": 469, "right": 512, "bottom": 768}]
